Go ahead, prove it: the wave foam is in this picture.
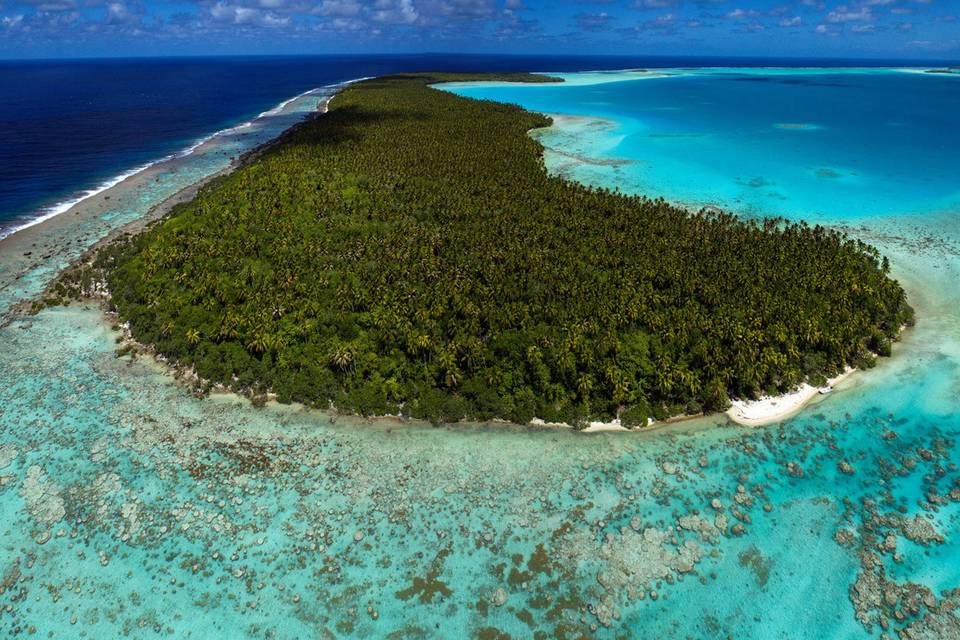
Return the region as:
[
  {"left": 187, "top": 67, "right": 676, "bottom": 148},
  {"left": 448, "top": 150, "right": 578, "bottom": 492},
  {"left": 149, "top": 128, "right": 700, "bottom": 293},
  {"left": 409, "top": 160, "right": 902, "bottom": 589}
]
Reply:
[{"left": 0, "top": 79, "right": 359, "bottom": 242}]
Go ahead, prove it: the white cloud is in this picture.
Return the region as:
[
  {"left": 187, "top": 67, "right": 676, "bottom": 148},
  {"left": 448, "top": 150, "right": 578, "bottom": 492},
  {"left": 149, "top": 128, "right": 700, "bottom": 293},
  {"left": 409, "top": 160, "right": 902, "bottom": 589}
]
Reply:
[
  {"left": 372, "top": 0, "right": 418, "bottom": 24},
  {"left": 630, "top": 0, "right": 676, "bottom": 8},
  {"left": 106, "top": 2, "right": 140, "bottom": 25},
  {"left": 331, "top": 16, "right": 363, "bottom": 29},
  {"left": 826, "top": 5, "right": 872, "bottom": 23},
  {"left": 209, "top": 2, "right": 288, "bottom": 26},
  {"left": 315, "top": 0, "right": 362, "bottom": 18},
  {"left": 2, "top": 13, "right": 24, "bottom": 28}
]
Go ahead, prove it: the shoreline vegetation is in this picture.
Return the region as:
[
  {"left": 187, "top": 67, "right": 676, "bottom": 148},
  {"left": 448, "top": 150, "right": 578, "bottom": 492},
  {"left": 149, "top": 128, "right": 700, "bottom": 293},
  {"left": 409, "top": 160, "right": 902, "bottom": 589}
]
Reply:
[
  {"left": 37, "top": 72, "right": 912, "bottom": 431},
  {"left": 0, "top": 87, "right": 339, "bottom": 326}
]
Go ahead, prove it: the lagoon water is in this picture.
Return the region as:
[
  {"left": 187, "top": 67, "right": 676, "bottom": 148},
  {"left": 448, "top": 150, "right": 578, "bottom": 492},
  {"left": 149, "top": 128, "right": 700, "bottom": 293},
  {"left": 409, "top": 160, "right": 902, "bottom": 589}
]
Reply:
[
  {"left": 447, "top": 68, "right": 960, "bottom": 222},
  {"left": 2, "top": 67, "right": 960, "bottom": 638}
]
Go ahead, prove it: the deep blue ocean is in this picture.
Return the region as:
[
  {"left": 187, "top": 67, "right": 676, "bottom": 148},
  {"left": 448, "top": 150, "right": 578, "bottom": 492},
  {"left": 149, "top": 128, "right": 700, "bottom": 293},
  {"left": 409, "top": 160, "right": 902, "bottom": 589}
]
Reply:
[{"left": 0, "top": 54, "right": 953, "bottom": 236}]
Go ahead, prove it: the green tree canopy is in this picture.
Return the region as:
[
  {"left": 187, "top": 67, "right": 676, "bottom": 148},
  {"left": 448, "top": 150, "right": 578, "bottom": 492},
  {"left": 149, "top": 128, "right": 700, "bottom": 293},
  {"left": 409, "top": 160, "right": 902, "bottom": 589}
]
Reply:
[{"left": 100, "top": 73, "right": 913, "bottom": 426}]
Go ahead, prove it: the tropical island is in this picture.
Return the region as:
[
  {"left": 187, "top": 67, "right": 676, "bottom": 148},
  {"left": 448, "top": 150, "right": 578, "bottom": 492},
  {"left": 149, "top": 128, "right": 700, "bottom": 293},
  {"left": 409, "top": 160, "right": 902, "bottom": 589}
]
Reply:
[{"left": 53, "top": 72, "right": 912, "bottom": 428}]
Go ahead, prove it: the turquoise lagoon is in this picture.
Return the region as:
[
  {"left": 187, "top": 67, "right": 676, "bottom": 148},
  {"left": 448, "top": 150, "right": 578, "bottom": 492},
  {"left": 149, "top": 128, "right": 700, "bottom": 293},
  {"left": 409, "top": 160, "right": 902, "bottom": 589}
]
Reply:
[
  {"left": 1, "top": 70, "right": 959, "bottom": 638},
  {"left": 447, "top": 68, "right": 960, "bottom": 221}
]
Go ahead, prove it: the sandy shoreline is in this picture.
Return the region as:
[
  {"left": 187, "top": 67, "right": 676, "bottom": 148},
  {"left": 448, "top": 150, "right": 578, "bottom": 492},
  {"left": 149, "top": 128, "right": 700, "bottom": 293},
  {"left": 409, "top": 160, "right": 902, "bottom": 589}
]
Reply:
[
  {"left": 523, "top": 108, "right": 889, "bottom": 430},
  {"left": 1, "top": 76, "right": 885, "bottom": 435},
  {"left": 0, "top": 90, "right": 337, "bottom": 322},
  {"left": 726, "top": 369, "right": 856, "bottom": 427}
]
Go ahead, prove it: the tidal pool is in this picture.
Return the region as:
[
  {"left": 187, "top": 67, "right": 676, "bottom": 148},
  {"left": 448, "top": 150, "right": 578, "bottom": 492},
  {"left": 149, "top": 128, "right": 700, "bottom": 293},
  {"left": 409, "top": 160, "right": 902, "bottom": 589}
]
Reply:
[{"left": 1, "top": 70, "right": 959, "bottom": 638}]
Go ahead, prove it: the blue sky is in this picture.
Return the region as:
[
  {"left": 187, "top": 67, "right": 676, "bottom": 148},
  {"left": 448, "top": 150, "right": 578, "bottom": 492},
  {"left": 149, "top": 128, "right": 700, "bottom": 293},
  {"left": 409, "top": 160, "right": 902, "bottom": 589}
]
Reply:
[{"left": 1, "top": 0, "right": 958, "bottom": 60}]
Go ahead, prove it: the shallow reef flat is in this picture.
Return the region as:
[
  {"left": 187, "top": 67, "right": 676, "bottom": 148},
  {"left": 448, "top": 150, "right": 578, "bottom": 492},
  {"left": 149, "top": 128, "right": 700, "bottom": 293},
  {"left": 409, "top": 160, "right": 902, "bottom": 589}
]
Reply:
[
  {"left": 0, "top": 289, "right": 957, "bottom": 637},
  {"left": 1, "top": 70, "right": 960, "bottom": 638}
]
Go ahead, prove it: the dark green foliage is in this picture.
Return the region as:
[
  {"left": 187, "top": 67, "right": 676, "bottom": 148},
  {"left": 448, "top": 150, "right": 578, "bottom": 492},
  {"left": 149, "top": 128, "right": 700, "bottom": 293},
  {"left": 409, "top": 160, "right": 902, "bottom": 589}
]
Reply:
[
  {"left": 104, "top": 73, "right": 913, "bottom": 423},
  {"left": 619, "top": 402, "right": 651, "bottom": 430}
]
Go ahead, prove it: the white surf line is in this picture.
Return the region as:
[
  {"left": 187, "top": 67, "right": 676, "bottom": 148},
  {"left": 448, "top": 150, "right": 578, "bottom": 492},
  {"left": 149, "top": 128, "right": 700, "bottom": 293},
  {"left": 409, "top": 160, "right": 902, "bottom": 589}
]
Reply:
[
  {"left": 0, "top": 78, "right": 365, "bottom": 242},
  {"left": 0, "top": 160, "right": 164, "bottom": 242}
]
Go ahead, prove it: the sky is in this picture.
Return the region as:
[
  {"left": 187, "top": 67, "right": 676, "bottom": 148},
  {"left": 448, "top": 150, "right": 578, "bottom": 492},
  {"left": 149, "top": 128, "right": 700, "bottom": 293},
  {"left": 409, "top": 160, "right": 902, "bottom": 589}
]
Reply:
[{"left": 0, "top": 0, "right": 958, "bottom": 60}]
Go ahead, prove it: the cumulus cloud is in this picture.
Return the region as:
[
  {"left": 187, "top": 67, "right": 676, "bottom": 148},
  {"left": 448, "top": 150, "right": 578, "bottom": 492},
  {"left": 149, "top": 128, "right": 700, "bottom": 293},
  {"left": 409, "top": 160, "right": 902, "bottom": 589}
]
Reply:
[
  {"left": 209, "top": 1, "right": 289, "bottom": 26},
  {"left": 1, "top": 0, "right": 953, "bottom": 57},
  {"left": 826, "top": 5, "right": 872, "bottom": 23},
  {"left": 630, "top": 0, "right": 677, "bottom": 8},
  {"left": 315, "top": 0, "right": 362, "bottom": 18},
  {"left": 106, "top": 1, "right": 139, "bottom": 25},
  {"left": 372, "top": 0, "right": 418, "bottom": 24}
]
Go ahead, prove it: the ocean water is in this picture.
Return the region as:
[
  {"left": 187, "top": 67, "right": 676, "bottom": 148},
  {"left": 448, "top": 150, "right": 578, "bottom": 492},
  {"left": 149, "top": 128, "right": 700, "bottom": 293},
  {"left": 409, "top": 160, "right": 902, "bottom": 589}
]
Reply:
[
  {"left": 1, "top": 63, "right": 960, "bottom": 638},
  {"left": 0, "top": 82, "right": 338, "bottom": 314},
  {"left": 5, "top": 54, "right": 884, "bottom": 240},
  {"left": 445, "top": 68, "right": 960, "bottom": 221},
  {"left": 2, "top": 56, "right": 945, "bottom": 238}
]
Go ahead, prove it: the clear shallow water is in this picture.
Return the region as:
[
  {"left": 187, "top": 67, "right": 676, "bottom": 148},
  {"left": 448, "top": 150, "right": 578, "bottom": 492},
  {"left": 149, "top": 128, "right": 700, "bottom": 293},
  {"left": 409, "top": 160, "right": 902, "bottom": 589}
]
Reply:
[
  {"left": 447, "top": 68, "right": 960, "bottom": 221},
  {"left": 1, "top": 303, "right": 956, "bottom": 638},
  {"left": 1, "top": 68, "right": 960, "bottom": 638}
]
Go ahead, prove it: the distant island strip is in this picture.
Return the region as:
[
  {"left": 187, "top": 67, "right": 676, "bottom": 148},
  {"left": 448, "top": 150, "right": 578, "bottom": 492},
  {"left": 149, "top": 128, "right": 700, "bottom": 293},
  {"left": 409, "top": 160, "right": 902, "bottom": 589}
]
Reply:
[{"left": 47, "top": 72, "right": 913, "bottom": 428}]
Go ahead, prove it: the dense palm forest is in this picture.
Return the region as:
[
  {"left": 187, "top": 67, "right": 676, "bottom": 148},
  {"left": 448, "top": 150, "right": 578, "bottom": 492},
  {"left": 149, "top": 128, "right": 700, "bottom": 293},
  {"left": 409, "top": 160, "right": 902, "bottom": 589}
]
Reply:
[{"left": 96, "top": 73, "right": 912, "bottom": 426}]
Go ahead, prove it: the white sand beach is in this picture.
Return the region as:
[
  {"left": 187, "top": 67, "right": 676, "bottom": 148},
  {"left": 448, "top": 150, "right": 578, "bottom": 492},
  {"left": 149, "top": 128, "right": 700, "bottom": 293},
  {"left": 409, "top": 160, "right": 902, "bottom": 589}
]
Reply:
[{"left": 727, "top": 369, "right": 855, "bottom": 427}]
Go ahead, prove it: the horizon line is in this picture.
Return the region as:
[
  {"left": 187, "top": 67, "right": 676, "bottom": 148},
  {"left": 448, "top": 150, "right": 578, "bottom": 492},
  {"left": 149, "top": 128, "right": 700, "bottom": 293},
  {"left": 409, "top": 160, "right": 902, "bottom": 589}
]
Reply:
[{"left": 1, "top": 52, "right": 958, "bottom": 65}]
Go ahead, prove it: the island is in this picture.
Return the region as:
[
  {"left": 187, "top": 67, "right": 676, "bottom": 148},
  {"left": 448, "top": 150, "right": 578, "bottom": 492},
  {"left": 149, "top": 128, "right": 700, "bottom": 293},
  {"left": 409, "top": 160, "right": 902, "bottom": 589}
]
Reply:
[{"left": 51, "top": 72, "right": 913, "bottom": 428}]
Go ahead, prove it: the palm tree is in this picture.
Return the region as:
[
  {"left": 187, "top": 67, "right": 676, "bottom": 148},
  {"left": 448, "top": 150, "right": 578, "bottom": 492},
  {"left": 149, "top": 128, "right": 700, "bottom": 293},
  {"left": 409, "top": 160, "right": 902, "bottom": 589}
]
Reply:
[{"left": 329, "top": 345, "right": 354, "bottom": 372}]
